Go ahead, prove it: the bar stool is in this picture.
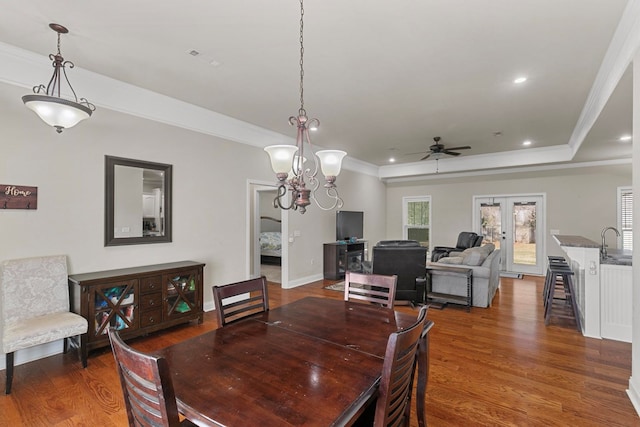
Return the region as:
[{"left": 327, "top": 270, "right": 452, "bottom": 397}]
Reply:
[
  {"left": 543, "top": 256, "right": 568, "bottom": 301},
  {"left": 544, "top": 262, "right": 582, "bottom": 332}
]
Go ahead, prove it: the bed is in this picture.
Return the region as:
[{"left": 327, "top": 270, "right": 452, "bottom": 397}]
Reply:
[{"left": 260, "top": 216, "right": 282, "bottom": 265}]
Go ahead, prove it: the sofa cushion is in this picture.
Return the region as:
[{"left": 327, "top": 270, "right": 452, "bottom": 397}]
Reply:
[
  {"left": 461, "top": 243, "right": 495, "bottom": 266},
  {"left": 437, "top": 256, "right": 464, "bottom": 265}
]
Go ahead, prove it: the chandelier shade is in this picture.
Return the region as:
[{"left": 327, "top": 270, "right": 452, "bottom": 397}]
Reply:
[
  {"left": 316, "top": 150, "right": 347, "bottom": 179},
  {"left": 22, "top": 23, "right": 95, "bottom": 133},
  {"left": 263, "top": 0, "right": 346, "bottom": 214},
  {"left": 22, "top": 94, "right": 93, "bottom": 131},
  {"left": 264, "top": 145, "right": 299, "bottom": 175}
]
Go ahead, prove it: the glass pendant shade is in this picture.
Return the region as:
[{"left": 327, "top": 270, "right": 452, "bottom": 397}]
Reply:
[
  {"left": 316, "top": 150, "right": 347, "bottom": 177},
  {"left": 22, "top": 94, "right": 93, "bottom": 132},
  {"left": 264, "top": 145, "right": 299, "bottom": 174}
]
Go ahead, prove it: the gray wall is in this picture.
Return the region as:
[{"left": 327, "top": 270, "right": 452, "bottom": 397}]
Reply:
[
  {"left": 386, "top": 165, "right": 631, "bottom": 256},
  {"left": 0, "top": 81, "right": 386, "bottom": 305}
]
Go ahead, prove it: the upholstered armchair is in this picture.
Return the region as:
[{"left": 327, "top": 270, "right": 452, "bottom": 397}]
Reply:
[
  {"left": 0, "top": 255, "right": 88, "bottom": 394},
  {"left": 371, "top": 240, "right": 428, "bottom": 304},
  {"left": 431, "top": 231, "right": 483, "bottom": 262}
]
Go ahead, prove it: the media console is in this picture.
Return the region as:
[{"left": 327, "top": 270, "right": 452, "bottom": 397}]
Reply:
[{"left": 323, "top": 241, "right": 366, "bottom": 280}]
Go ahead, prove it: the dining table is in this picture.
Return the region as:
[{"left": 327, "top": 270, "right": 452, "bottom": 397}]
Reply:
[{"left": 155, "top": 296, "right": 433, "bottom": 427}]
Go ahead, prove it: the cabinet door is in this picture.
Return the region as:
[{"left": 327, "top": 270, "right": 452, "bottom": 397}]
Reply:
[
  {"left": 164, "top": 269, "right": 200, "bottom": 320},
  {"left": 91, "top": 279, "right": 139, "bottom": 339}
]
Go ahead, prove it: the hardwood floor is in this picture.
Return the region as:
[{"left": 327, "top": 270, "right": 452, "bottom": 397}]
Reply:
[{"left": 1, "top": 275, "right": 637, "bottom": 426}]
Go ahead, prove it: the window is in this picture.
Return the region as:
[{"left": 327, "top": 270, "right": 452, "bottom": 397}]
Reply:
[
  {"left": 403, "top": 196, "right": 431, "bottom": 248},
  {"left": 618, "top": 187, "right": 632, "bottom": 251}
]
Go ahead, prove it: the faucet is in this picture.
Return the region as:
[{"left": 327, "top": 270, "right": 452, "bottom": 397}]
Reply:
[{"left": 601, "top": 226, "right": 620, "bottom": 257}]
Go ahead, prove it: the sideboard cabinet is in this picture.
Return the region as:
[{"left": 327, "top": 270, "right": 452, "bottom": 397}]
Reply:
[{"left": 68, "top": 261, "right": 205, "bottom": 360}]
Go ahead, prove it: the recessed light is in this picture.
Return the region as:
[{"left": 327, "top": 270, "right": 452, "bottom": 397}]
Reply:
[
  {"left": 522, "top": 140, "right": 532, "bottom": 146},
  {"left": 389, "top": 158, "right": 395, "bottom": 163},
  {"left": 619, "top": 135, "right": 632, "bottom": 142},
  {"left": 514, "top": 76, "right": 527, "bottom": 84}
]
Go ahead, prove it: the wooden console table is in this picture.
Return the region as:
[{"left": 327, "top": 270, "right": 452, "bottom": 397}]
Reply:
[
  {"left": 426, "top": 264, "right": 472, "bottom": 311},
  {"left": 68, "top": 261, "right": 205, "bottom": 360}
]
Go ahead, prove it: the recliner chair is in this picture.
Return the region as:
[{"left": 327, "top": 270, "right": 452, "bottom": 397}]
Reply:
[
  {"left": 371, "top": 240, "right": 428, "bottom": 304},
  {"left": 431, "top": 232, "right": 483, "bottom": 262}
]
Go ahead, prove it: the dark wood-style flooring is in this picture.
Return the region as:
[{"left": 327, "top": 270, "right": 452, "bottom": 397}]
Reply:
[{"left": 1, "top": 276, "right": 638, "bottom": 426}]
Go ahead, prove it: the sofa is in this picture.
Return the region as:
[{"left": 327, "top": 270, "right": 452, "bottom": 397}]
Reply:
[
  {"left": 370, "top": 240, "right": 428, "bottom": 304},
  {"left": 428, "top": 243, "right": 501, "bottom": 308},
  {"left": 431, "top": 231, "right": 483, "bottom": 262}
]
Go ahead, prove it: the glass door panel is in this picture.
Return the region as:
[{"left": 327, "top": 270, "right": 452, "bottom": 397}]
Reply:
[
  {"left": 475, "top": 195, "right": 544, "bottom": 276},
  {"left": 165, "top": 270, "right": 198, "bottom": 318},
  {"left": 93, "top": 281, "right": 137, "bottom": 336},
  {"left": 512, "top": 202, "right": 537, "bottom": 266}
]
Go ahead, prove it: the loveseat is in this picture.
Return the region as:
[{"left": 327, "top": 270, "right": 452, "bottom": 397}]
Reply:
[{"left": 428, "top": 243, "right": 501, "bottom": 308}]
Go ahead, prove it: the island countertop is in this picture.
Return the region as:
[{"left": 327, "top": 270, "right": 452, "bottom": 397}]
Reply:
[{"left": 552, "top": 234, "right": 600, "bottom": 248}]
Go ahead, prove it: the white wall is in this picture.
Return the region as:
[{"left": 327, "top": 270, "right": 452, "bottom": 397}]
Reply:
[
  {"left": 386, "top": 166, "right": 631, "bottom": 256},
  {"left": 0, "top": 80, "right": 388, "bottom": 367}
]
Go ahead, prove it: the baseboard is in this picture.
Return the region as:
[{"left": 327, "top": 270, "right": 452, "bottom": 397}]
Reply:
[
  {"left": 627, "top": 376, "right": 640, "bottom": 417},
  {"left": 0, "top": 341, "right": 63, "bottom": 371}
]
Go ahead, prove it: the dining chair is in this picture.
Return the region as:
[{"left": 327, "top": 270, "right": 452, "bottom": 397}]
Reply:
[
  {"left": 0, "top": 255, "right": 88, "bottom": 394},
  {"left": 107, "top": 327, "right": 197, "bottom": 427},
  {"left": 212, "top": 276, "right": 269, "bottom": 326},
  {"left": 356, "top": 305, "right": 428, "bottom": 427},
  {"left": 344, "top": 271, "right": 398, "bottom": 308}
]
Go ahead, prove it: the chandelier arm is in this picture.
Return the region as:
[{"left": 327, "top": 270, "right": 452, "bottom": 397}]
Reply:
[
  {"left": 310, "top": 187, "right": 344, "bottom": 211},
  {"left": 303, "top": 126, "right": 321, "bottom": 179},
  {"left": 273, "top": 184, "right": 296, "bottom": 211},
  {"left": 60, "top": 61, "right": 80, "bottom": 102}
]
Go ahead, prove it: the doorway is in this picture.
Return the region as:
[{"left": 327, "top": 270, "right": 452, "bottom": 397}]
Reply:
[
  {"left": 249, "top": 183, "right": 286, "bottom": 286},
  {"left": 473, "top": 194, "right": 545, "bottom": 276}
]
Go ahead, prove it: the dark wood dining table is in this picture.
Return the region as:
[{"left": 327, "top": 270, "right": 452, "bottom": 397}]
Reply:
[{"left": 155, "top": 296, "right": 431, "bottom": 427}]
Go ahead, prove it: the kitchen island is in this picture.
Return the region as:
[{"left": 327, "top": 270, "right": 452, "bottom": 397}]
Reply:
[{"left": 552, "top": 235, "right": 631, "bottom": 342}]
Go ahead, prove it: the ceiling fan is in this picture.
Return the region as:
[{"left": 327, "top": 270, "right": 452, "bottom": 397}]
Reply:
[{"left": 410, "top": 137, "right": 471, "bottom": 160}]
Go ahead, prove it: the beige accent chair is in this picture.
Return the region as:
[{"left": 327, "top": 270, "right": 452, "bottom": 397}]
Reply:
[{"left": 0, "top": 255, "right": 88, "bottom": 394}]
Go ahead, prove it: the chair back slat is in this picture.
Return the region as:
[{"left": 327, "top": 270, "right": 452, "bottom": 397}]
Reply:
[
  {"left": 374, "top": 305, "right": 428, "bottom": 427},
  {"left": 108, "top": 327, "right": 183, "bottom": 427},
  {"left": 212, "top": 276, "right": 269, "bottom": 326},
  {"left": 344, "top": 271, "right": 397, "bottom": 308}
]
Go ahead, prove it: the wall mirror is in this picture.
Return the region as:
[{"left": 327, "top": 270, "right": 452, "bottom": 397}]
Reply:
[{"left": 105, "top": 155, "right": 172, "bottom": 246}]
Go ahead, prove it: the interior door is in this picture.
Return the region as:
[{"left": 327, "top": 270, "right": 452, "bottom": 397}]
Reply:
[{"left": 474, "top": 195, "right": 545, "bottom": 276}]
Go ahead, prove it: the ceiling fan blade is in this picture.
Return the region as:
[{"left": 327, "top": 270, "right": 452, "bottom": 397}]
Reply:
[
  {"left": 405, "top": 151, "right": 428, "bottom": 156},
  {"left": 420, "top": 153, "right": 431, "bottom": 160},
  {"left": 442, "top": 150, "right": 461, "bottom": 156},
  {"left": 444, "top": 146, "right": 471, "bottom": 151}
]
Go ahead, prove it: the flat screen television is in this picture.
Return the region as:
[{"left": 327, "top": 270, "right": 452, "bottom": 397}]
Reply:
[{"left": 336, "top": 211, "right": 364, "bottom": 241}]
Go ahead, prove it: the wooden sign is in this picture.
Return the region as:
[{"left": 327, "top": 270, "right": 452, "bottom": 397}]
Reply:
[{"left": 0, "top": 185, "right": 38, "bottom": 210}]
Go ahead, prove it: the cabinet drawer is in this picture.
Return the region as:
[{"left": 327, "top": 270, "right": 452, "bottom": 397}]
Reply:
[
  {"left": 140, "top": 276, "right": 162, "bottom": 294},
  {"left": 140, "top": 309, "right": 162, "bottom": 328},
  {"left": 140, "top": 292, "right": 163, "bottom": 311}
]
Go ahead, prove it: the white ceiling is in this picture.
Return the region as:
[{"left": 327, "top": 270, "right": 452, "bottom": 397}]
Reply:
[{"left": 0, "top": 0, "right": 635, "bottom": 180}]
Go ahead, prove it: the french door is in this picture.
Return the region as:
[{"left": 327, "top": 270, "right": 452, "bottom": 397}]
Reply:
[{"left": 473, "top": 195, "right": 545, "bottom": 275}]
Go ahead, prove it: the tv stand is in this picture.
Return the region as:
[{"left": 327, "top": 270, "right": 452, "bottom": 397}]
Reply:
[{"left": 323, "top": 241, "right": 366, "bottom": 280}]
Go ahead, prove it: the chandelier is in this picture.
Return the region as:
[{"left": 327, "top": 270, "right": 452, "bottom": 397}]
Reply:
[
  {"left": 264, "top": 0, "right": 346, "bottom": 214},
  {"left": 22, "top": 23, "right": 95, "bottom": 133}
]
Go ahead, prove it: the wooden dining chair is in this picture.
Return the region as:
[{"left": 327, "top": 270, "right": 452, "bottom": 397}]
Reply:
[
  {"left": 357, "top": 305, "right": 428, "bottom": 427},
  {"left": 107, "top": 327, "right": 197, "bottom": 427},
  {"left": 344, "top": 271, "right": 398, "bottom": 308},
  {"left": 212, "top": 276, "right": 269, "bottom": 326}
]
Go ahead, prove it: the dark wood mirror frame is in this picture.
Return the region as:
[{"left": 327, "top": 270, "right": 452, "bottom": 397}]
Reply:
[{"left": 105, "top": 155, "right": 173, "bottom": 246}]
